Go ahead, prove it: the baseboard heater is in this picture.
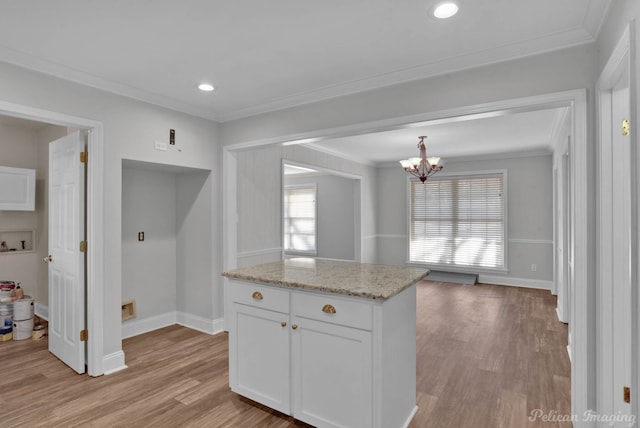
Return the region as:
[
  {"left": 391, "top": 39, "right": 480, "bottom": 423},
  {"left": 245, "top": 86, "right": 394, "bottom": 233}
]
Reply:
[{"left": 425, "top": 270, "right": 478, "bottom": 285}]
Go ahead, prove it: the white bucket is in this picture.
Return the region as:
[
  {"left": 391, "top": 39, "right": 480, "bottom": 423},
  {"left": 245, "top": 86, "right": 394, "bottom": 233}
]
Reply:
[
  {"left": 13, "top": 318, "right": 33, "bottom": 340},
  {"left": 13, "top": 297, "right": 34, "bottom": 321},
  {"left": 0, "top": 289, "right": 12, "bottom": 303},
  {"left": 0, "top": 303, "right": 12, "bottom": 333}
]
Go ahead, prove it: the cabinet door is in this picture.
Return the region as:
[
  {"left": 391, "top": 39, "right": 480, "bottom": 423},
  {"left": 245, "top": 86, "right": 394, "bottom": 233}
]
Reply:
[
  {"left": 291, "top": 317, "right": 372, "bottom": 428},
  {"left": 230, "top": 304, "right": 290, "bottom": 414}
]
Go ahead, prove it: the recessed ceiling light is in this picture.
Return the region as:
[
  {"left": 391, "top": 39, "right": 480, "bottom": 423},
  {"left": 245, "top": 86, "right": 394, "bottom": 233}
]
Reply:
[
  {"left": 433, "top": 2, "right": 459, "bottom": 19},
  {"left": 198, "top": 83, "right": 215, "bottom": 92}
]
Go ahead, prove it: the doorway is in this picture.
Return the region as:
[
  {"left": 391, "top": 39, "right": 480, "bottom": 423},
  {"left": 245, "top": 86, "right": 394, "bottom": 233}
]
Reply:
[
  {"left": 596, "top": 24, "right": 636, "bottom": 420},
  {"left": 0, "top": 100, "right": 104, "bottom": 376}
]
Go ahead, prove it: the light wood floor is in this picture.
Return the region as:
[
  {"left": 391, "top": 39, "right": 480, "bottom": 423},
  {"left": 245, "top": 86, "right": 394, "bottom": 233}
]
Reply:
[{"left": 0, "top": 281, "right": 571, "bottom": 427}]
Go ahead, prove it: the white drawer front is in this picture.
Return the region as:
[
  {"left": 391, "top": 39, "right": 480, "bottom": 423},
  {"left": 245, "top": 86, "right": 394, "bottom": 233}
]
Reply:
[
  {"left": 292, "top": 291, "right": 373, "bottom": 331},
  {"left": 228, "top": 280, "right": 289, "bottom": 313}
]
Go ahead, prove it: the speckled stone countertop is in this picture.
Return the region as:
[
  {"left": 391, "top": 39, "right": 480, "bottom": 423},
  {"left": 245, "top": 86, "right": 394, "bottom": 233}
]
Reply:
[{"left": 222, "top": 258, "right": 429, "bottom": 300}]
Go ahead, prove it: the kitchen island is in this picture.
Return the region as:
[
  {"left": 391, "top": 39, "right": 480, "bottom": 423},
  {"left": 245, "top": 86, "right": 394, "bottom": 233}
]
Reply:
[{"left": 222, "top": 258, "right": 428, "bottom": 428}]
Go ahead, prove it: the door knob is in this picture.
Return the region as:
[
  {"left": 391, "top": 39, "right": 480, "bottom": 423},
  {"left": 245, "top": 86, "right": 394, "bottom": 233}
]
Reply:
[{"left": 43, "top": 255, "right": 53, "bottom": 263}]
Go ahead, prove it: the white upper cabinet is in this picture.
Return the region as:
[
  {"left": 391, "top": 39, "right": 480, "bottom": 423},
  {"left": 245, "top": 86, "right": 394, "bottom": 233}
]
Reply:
[{"left": 0, "top": 166, "right": 36, "bottom": 211}]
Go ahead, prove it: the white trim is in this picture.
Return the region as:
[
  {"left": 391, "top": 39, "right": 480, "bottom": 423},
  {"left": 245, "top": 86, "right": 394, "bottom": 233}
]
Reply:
[
  {"left": 237, "top": 247, "right": 283, "bottom": 259},
  {"left": 0, "top": 100, "right": 105, "bottom": 377},
  {"left": 556, "top": 307, "right": 567, "bottom": 324},
  {"left": 121, "top": 311, "right": 224, "bottom": 339},
  {"left": 478, "top": 275, "right": 552, "bottom": 291},
  {"left": 401, "top": 405, "right": 419, "bottom": 428},
  {"left": 508, "top": 238, "right": 553, "bottom": 245},
  {"left": 121, "top": 311, "right": 177, "bottom": 339},
  {"left": 376, "top": 234, "right": 407, "bottom": 239},
  {"left": 34, "top": 302, "right": 48, "bottom": 321},
  {"left": 176, "top": 312, "right": 224, "bottom": 335},
  {"left": 102, "top": 351, "right": 127, "bottom": 375},
  {"left": 303, "top": 143, "right": 376, "bottom": 167}
]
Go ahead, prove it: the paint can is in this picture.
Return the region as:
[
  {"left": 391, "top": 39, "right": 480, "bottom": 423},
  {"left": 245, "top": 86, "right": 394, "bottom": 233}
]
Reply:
[
  {"left": 13, "top": 296, "right": 34, "bottom": 321},
  {"left": 0, "top": 303, "right": 12, "bottom": 334},
  {"left": 13, "top": 318, "right": 34, "bottom": 340},
  {"left": 32, "top": 324, "right": 46, "bottom": 340},
  {"left": 0, "top": 281, "right": 15, "bottom": 290},
  {"left": 0, "top": 289, "right": 13, "bottom": 303}
]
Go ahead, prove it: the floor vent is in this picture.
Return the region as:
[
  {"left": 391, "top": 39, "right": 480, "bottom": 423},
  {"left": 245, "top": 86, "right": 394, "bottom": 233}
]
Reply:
[{"left": 425, "top": 271, "right": 478, "bottom": 285}]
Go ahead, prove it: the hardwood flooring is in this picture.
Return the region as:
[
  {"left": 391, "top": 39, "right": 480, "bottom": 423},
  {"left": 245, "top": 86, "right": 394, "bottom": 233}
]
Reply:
[{"left": 0, "top": 281, "right": 570, "bottom": 427}]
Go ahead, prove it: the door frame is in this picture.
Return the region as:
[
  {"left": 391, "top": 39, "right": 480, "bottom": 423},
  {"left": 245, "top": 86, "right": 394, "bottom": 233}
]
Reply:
[
  {"left": 0, "top": 100, "right": 104, "bottom": 377},
  {"left": 223, "top": 88, "right": 590, "bottom": 416},
  {"left": 596, "top": 21, "right": 638, "bottom": 419}
]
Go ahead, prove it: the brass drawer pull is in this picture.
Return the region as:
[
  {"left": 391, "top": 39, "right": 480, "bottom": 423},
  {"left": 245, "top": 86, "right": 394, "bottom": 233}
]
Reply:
[
  {"left": 281, "top": 321, "right": 287, "bottom": 327},
  {"left": 291, "top": 324, "right": 298, "bottom": 330},
  {"left": 252, "top": 291, "right": 263, "bottom": 300},
  {"left": 322, "top": 304, "right": 337, "bottom": 314}
]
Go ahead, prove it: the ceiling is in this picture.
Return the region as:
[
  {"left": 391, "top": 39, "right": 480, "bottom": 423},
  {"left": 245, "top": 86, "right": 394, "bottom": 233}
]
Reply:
[
  {"left": 0, "top": 1, "right": 610, "bottom": 122},
  {"left": 304, "top": 106, "right": 569, "bottom": 165}
]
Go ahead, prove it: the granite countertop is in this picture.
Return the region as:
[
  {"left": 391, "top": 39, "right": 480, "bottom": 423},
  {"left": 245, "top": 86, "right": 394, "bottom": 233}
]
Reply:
[{"left": 222, "top": 258, "right": 428, "bottom": 300}]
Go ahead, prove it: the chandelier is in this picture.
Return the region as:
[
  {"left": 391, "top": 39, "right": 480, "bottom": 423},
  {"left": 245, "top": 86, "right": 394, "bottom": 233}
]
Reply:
[{"left": 399, "top": 136, "right": 443, "bottom": 182}]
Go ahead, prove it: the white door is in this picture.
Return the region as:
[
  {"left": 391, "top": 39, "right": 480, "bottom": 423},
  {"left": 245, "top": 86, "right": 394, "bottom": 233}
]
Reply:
[
  {"left": 47, "top": 131, "right": 86, "bottom": 374},
  {"left": 611, "top": 77, "right": 632, "bottom": 418}
]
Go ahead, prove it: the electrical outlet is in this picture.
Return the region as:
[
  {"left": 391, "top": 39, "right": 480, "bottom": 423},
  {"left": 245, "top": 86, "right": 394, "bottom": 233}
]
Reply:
[
  {"left": 531, "top": 264, "right": 537, "bottom": 272},
  {"left": 154, "top": 141, "right": 168, "bottom": 151}
]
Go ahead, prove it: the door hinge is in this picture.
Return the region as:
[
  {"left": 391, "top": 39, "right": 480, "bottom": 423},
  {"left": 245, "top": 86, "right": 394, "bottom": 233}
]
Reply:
[
  {"left": 80, "top": 151, "right": 88, "bottom": 163},
  {"left": 624, "top": 386, "right": 631, "bottom": 403},
  {"left": 80, "top": 329, "right": 88, "bottom": 342},
  {"left": 80, "top": 241, "right": 87, "bottom": 252},
  {"left": 622, "top": 119, "right": 630, "bottom": 136}
]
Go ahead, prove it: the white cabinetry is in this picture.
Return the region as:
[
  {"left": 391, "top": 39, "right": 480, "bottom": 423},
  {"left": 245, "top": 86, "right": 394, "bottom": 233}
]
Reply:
[
  {"left": 0, "top": 166, "right": 35, "bottom": 211},
  {"left": 226, "top": 279, "right": 417, "bottom": 428}
]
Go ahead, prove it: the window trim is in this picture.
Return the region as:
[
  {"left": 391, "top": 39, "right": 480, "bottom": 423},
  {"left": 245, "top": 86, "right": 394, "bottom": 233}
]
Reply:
[
  {"left": 405, "top": 169, "right": 509, "bottom": 273},
  {"left": 283, "top": 184, "right": 318, "bottom": 256}
]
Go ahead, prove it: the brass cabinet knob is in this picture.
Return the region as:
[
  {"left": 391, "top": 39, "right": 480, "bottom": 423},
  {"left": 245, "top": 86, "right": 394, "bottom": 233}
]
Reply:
[
  {"left": 322, "top": 304, "right": 337, "bottom": 314},
  {"left": 291, "top": 324, "right": 298, "bottom": 330},
  {"left": 281, "top": 321, "right": 287, "bottom": 327},
  {"left": 252, "top": 291, "right": 263, "bottom": 300}
]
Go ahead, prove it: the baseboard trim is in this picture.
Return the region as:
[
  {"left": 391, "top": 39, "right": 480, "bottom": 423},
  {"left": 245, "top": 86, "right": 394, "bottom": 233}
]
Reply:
[
  {"left": 122, "top": 311, "right": 177, "bottom": 339},
  {"left": 176, "top": 312, "right": 224, "bottom": 335},
  {"left": 35, "top": 302, "right": 49, "bottom": 321},
  {"left": 122, "top": 311, "right": 224, "bottom": 339},
  {"left": 402, "top": 405, "right": 419, "bottom": 428},
  {"left": 478, "top": 275, "right": 552, "bottom": 290},
  {"left": 103, "top": 351, "right": 127, "bottom": 375}
]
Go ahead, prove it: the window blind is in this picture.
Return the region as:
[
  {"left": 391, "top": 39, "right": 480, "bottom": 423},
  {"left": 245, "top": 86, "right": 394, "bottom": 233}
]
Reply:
[
  {"left": 284, "top": 186, "right": 316, "bottom": 253},
  {"left": 409, "top": 173, "right": 505, "bottom": 269}
]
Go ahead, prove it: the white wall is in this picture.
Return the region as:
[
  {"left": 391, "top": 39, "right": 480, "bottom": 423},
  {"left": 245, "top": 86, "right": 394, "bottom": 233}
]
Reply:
[
  {"left": 376, "top": 155, "right": 554, "bottom": 287},
  {"left": 0, "top": 60, "right": 222, "bottom": 365},
  {"left": 285, "top": 173, "right": 357, "bottom": 261}
]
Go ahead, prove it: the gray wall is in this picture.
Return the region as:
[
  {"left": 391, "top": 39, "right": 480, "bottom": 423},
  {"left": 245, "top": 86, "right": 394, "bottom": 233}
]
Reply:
[
  {"left": 376, "top": 155, "right": 553, "bottom": 284},
  {"left": 121, "top": 166, "right": 178, "bottom": 320},
  {"left": 0, "top": 121, "right": 66, "bottom": 306},
  {"left": 0, "top": 60, "right": 222, "bottom": 358},
  {"left": 236, "top": 144, "right": 376, "bottom": 267},
  {"left": 285, "top": 173, "right": 357, "bottom": 261},
  {"left": 122, "top": 163, "right": 214, "bottom": 324}
]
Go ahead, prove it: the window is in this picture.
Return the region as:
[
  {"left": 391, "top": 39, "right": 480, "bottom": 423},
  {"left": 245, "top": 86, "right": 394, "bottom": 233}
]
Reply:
[
  {"left": 284, "top": 185, "right": 316, "bottom": 254},
  {"left": 409, "top": 172, "right": 505, "bottom": 269}
]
